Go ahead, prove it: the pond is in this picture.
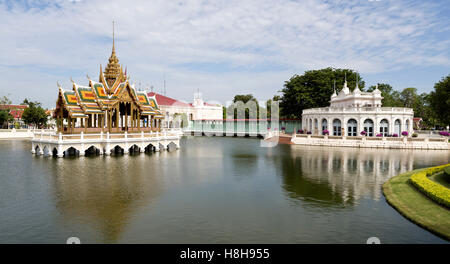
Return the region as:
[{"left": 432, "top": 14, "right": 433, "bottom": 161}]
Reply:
[{"left": 0, "top": 137, "right": 448, "bottom": 243}]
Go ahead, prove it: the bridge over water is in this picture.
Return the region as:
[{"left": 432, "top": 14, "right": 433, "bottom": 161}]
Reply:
[{"left": 183, "top": 119, "right": 302, "bottom": 137}]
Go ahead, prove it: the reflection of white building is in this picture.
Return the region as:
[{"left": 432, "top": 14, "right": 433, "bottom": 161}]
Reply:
[
  {"left": 148, "top": 92, "right": 222, "bottom": 128},
  {"left": 289, "top": 146, "right": 449, "bottom": 202},
  {"left": 302, "top": 81, "right": 414, "bottom": 137}
]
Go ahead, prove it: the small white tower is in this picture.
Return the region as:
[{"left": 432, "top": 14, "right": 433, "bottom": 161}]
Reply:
[
  {"left": 353, "top": 74, "right": 361, "bottom": 95},
  {"left": 193, "top": 89, "right": 204, "bottom": 107}
]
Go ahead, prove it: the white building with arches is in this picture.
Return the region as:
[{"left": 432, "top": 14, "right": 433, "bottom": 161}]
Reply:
[{"left": 302, "top": 81, "right": 414, "bottom": 137}]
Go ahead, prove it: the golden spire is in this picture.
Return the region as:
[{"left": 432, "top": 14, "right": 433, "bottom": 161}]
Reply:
[
  {"left": 112, "top": 20, "right": 115, "bottom": 54},
  {"left": 104, "top": 20, "right": 122, "bottom": 87}
]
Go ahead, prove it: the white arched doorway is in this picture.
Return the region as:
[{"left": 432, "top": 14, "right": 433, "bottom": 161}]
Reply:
[
  {"left": 314, "top": 118, "right": 318, "bottom": 134},
  {"left": 347, "top": 119, "right": 357, "bottom": 136},
  {"left": 394, "top": 119, "right": 401, "bottom": 135},
  {"left": 380, "top": 119, "right": 389, "bottom": 136},
  {"left": 321, "top": 119, "right": 328, "bottom": 134},
  {"left": 333, "top": 119, "right": 342, "bottom": 136},
  {"left": 364, "top": 119, "right": 374, "bottom": 137}
]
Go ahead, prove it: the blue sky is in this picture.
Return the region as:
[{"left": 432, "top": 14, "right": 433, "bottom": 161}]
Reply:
[{"left": 0, "top": 0, "right": 449, "bottom": 108}]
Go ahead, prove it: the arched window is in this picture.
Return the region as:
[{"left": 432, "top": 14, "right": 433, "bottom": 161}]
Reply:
[
  {"left": 333, "top": 119, "right": 342, "bottom": 136},
  {"left": 394, "top": 119, "right": 401, "bottom": 135},
  {"left": 364, "top": 119, "right": 374, "bottom": 137},
  {"left": 380, "top": 119, "right": 389, "bottom": 136},
  {"left": 321, "top": 119, "right": 328, "bottom": 133},
  {"left": 347, "top": 119, "right": 357, "bottom": 136}
]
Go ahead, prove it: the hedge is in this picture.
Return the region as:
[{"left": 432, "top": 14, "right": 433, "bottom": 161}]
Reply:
[
  {"left": 409, "top": 164, "right": 450, "bottom": 208},
  {"left": 444, "top": 166, "right": 450, "bottom": 177}
]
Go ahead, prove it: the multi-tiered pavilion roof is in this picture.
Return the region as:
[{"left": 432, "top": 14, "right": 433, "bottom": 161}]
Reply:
[{"left": 54, "top": 29, "right": 164, "bottom": 134}]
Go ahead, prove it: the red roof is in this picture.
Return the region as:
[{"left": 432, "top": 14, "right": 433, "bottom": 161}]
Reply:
[
  {"left": 0, "top": 104, "right": 28, "bottom": 110},
  {"left": 9, "top": 109, "right": 24, "bottom": 119},
  {"left": 148, "top": 92, "right": 192, "bottom": 107},
  {"left": 413, "top": 117, "right": 422, "bottom": 121}
]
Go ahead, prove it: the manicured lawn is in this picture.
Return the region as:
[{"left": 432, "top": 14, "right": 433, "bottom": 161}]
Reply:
[
  {"left": 430, "top": 171, "right": 450, "bottom": 189},
  {"left": 383, "top": 168, "right": 450, "bottom": 241}
]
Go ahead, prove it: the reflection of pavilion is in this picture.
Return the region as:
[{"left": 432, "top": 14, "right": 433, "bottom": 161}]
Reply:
[
  {"left": 280, "top": 146, "right": 449, "bottom": 205},
  {"left": 51, "top": 156, "right": 163, "bottom": 243}
]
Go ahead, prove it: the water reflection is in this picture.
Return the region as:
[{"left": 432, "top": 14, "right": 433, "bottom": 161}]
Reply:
[
  {"left": 279, "top": 146, "right": 450, "bottom": 207},
  {"left": 49, "top": 154, "right": 164, "bottom": 243},
  {"left": 1, "top": 138, "right": 449, "bottom": 243}
]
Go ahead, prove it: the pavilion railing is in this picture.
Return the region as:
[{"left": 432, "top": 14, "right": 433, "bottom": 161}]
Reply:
[{"left": 32, "top": 128, "right": 181, "bottom": 142}]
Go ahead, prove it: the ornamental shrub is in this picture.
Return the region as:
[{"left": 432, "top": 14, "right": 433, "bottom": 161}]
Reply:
[
  {"left": 281, "top": 127, "right": 286, "bottom": 131},
  {"left": 322, "top": 129, "right": 329, "bottom": 135},
  {"left": 376, "top": 133, "right": 382, "bottom": 137},
  {"left": 409, "top": 164, "right": 450, "bottom": 208},
  {"left": 438, "top": 131, "right": 450, "bottom": 136},
  {"left": 298, "top": 129, "right": 303, "bottom": 134},
  {"left": 392, "top": 133, "right": 398, "bottom": 137},
  {"left": 401, "top": 131, "right": 408, "bottom": 136},
  {"left": 444, "top": 166, "right": 450, "bottom": 177},
  {"left": 412, "top": 133, "right": 418, "bottom": 137},
  {"left": 307, "top": 131, "right": 312, "bottom": 135},
  {"left": 360, "top": 131, "right": 367, "bottom": 136}
]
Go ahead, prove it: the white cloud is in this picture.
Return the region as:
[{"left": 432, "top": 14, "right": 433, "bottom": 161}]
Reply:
[{"left": 0, "top": 0, "right": 448, "bottom": 107}]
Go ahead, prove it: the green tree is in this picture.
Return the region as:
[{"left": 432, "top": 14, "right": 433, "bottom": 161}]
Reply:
[
  {"left": 429, "top": 74, "right": 450, "bottom": 126},
  {"left": 228, "top": 94, "right": 259, "bottom": 119},
  {"left": 232, "top": 94, "right": 257, "bottom": 104},
  {"left": 367, "top": 83, "right": 403, "bottom": 107},
  {"left": 266, "top": 95, "right": 281, "bottom": 119},
  {"left": 0, "top": 96, "right": 12, "bottom": 105},
  {"left": 21, "top": 99, "right": 48, "bottom": 128},
  {"left": 279, "top": 68, "right": 364, "bottom": 118},
  {"left": 0, "top": 110, "right": 13, "bottom": 128},
  {"left": 222, "top": 106, "right": 227, "bottom": 119},
  {"left": 400, "top": 87, "right": 419, "bottom": 108}
]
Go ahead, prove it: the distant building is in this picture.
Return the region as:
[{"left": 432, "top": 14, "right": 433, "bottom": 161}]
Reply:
[
  {"left": 302, "top": 79, "right": 414, "bottom": 137},
  {"left": 0, "top": 104, "right": 28, "bottom": 128},
  {"left": 148, "top": 92, "right": 222, "bottom": 128}
]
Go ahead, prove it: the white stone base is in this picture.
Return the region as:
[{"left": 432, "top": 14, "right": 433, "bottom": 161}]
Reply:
[
  {"left": 290, "top": 135, "right": 449, "bottom": 150},
  {"left": 31, "top": 131, "right": 181, "bottom": 158}
]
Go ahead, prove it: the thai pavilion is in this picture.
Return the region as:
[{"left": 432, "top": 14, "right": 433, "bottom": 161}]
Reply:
[
  {"left": 31, "top": 31, "right": 181, "bottom": 157},
  {"left": 54, "top": 37, "right": 164, "bottom": 134}
]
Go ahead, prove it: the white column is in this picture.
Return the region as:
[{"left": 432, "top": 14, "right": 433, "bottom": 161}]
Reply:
[{"left": 57, "top": 145, "right": 64, "bottom": 158}]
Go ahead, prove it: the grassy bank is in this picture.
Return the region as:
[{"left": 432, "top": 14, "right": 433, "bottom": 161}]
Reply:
[{"left": 383, "top": 168, "right": 450, "bottom": 241}]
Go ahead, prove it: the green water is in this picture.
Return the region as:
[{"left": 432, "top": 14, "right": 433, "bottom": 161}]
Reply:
[{"left": 0, "top": 137, "right": 448, "bottom": 243}]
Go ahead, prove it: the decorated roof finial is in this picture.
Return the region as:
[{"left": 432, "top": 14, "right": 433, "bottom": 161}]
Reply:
[
  {"left": 342, "top": 73, "right": 350, "bottom": 94},
  {"left": 331, "top": 80, "right": 337, "bottom": 98},
  {"left": 112, "top": 20, "right": 115, "bottom": 54},
  {"left": 104, "top": 20, "right": 121, "bottom": 87},
  {"left": 355, "top": 73, "right": 359, "bottom": 90}
]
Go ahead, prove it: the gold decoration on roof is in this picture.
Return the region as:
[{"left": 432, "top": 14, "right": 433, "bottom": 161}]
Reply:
[{"left": 103, "top": 21, "right": 124, "bottom": 87}]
